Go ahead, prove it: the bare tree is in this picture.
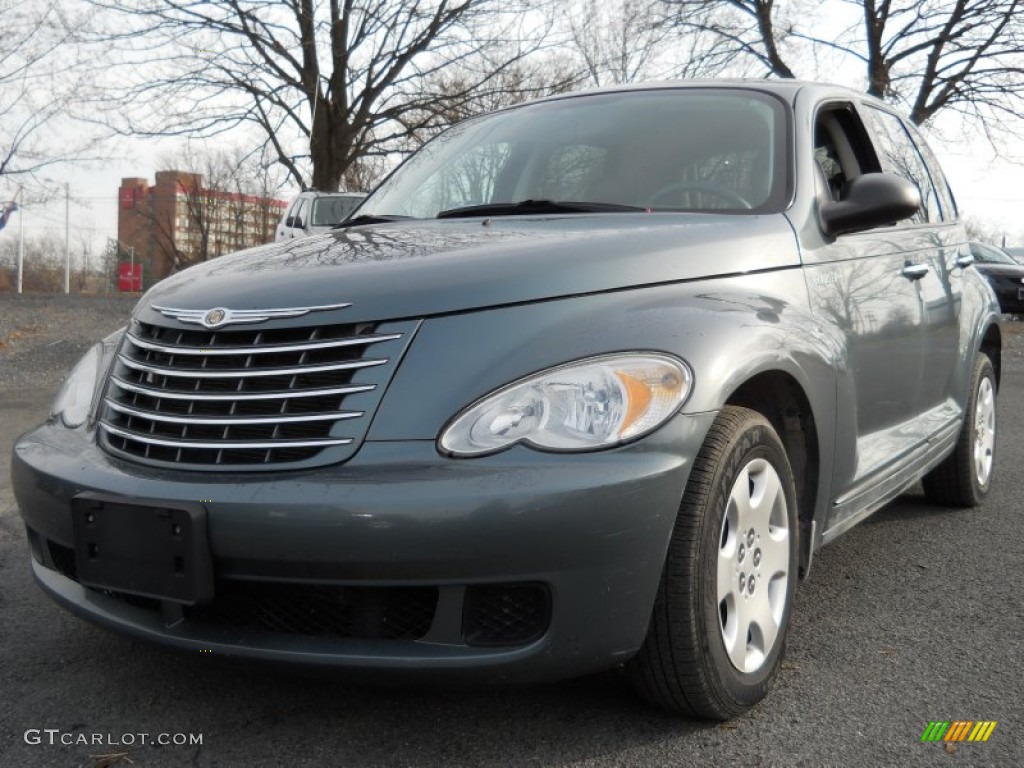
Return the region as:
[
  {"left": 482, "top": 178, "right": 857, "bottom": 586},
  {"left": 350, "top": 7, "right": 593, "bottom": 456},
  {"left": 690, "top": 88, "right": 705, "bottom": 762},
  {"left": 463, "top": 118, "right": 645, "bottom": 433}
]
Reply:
[
  {"left": 567, "top": 0, "right": 732, "bottom": 86},
  {"left": 88, "top": 0, "right": 553, "bottom": 192},
  {"left": 664, "top": 0, "right": 804, "bottom": 79},
  {"left": 341, "top": 155, "right": 392, "bottom": 192},
  {"left": 0, "top": 1, "right": 107, "bottom": 187},
  {"left": 854, "top": 0, "right": 1024, "bottom": 127},
  {"left": 963, "top": 215, "right": 1014, "bottom": 245},
  {"left": 0, "top": 232, "right": 66, "bottom": 292},
  {"left": 417, "top": 55, "right": 585, "bottom": 132},
  {"left": 665, "top": 0, "right": 1024, "bottom": 131},
  {"left": 568, "top": 0, "right": 675, "bottom": 86}
]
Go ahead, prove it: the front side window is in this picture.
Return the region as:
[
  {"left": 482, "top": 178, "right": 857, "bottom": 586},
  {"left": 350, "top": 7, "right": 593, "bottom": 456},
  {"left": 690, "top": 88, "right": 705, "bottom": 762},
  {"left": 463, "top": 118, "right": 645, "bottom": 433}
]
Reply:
[
  {"left": 862, "top": 107, "right": 942, "bottom": 224},
  {"left": 293, "top": 198, "right": 309, "bottom": 228},
  {"left": 363, "top": 90, "right": 790, "bottom": 218}
]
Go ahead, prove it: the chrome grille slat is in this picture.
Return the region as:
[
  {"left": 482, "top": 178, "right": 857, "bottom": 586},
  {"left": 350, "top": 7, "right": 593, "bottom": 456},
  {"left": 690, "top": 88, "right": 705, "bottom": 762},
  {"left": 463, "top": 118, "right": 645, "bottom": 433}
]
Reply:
[
  {"left": 108, "top": 376, "right": 374, "bottom": 401},
  {"left": 117, "top": 354, "right": 387, "bottom": 379},
  {"left": 99, "top": 314, "right": 414, "bottom": 470},
  {"left": 125, "top": 331, "right": 402, "bottom": 356},
  {"left": 104, "top": 400, "right": 363, "bottom": 425},
  {"left": 102, "top": 423, "right": 352, "bottom": 450}
]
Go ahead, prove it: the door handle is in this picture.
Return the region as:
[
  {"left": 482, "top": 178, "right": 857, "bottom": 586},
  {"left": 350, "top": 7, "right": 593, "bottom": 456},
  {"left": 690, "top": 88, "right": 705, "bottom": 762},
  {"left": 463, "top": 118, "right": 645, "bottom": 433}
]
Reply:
[
  {"left": 956, "top": 254, "right": 975, "bottom": 267},
  {"left": 901, "top": 263, "right": 930, "bottom": 280}
]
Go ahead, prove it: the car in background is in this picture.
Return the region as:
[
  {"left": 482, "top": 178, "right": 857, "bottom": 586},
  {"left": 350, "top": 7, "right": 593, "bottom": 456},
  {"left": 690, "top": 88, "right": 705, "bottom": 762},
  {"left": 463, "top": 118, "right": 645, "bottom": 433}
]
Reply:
[
  {"left": 970, "top": 241, "right": 1024, "bottom": 314},
  {"left": 1004, "top": 246, "right": 1024, "bottom": 265},
  {"left": 276, "top": 190, "right": 366, "bottom": 241}
]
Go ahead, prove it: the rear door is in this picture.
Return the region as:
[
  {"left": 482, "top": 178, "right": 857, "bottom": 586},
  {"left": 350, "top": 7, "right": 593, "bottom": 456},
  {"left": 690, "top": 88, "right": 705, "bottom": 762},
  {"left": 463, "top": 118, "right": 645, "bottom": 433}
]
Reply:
[{"left": 858, "top": 105, "right": 964, "bottom": 418}]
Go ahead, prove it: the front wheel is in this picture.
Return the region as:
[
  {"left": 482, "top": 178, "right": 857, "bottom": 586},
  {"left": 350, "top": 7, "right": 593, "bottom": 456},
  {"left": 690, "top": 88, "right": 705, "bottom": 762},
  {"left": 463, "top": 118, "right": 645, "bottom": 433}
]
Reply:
[
  {"left": 922, "top": 353, "right": 997, "bottom": 507},
  {"left": 627, "top": 406, "right": 799, "bottom": 719}
]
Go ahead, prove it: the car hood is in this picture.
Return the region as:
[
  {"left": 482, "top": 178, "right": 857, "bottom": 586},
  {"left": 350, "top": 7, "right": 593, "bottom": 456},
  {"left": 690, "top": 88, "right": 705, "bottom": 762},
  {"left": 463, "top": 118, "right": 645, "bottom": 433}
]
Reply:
[{"left": 139, "top": 214, "right": 799, "bottom": 324}]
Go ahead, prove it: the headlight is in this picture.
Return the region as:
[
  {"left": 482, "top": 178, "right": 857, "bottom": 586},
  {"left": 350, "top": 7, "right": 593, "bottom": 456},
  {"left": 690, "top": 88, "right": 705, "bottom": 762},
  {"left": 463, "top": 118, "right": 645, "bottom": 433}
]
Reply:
[
  {"left": 439, "top": 353, "right": 692, "bottom": 456},
  {"left": 50, "top": 344, "right": 103, "bottom": 428}
]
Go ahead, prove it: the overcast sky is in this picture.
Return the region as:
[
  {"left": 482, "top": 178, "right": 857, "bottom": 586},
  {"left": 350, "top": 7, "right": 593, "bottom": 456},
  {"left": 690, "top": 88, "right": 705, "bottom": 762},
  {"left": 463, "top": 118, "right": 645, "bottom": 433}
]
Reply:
[{"left": 3, "top": 0, "right": 1024, "bottom": 261}]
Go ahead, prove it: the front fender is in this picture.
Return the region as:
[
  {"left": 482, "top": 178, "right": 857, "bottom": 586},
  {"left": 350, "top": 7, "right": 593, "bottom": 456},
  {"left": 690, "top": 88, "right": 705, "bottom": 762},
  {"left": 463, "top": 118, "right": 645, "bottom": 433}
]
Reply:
[{"left": 367, "top": 274, "right": 840, "bottom": 534}]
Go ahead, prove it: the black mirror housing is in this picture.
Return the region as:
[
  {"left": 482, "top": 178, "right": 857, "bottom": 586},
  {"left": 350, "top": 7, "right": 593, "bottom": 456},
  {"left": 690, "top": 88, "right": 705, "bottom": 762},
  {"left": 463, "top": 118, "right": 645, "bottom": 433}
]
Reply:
[{"left": 820, "top": 172, "right": 922, "bottom": 237}]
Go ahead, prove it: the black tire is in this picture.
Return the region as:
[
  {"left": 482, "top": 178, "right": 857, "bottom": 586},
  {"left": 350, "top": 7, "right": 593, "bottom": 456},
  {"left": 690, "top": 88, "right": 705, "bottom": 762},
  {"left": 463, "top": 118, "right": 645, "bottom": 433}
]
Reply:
[
  {"left": 626, "top": 406, "right": 799, "bottom": 719},
  {"left": 922, "top": 354, "right": 997, "bottom": 507}
]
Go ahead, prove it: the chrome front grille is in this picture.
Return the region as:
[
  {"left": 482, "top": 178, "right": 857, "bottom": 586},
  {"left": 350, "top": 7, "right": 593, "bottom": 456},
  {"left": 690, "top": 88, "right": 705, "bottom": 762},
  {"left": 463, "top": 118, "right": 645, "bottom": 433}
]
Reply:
[{"left": 98, "top": 314, "right": 418, "bottom": 470}]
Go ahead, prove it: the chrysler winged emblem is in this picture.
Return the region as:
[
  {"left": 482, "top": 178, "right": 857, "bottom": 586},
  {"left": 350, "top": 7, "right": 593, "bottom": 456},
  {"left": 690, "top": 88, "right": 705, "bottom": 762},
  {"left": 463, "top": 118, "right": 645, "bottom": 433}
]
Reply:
[
  {"left": 153, "top": 302, "right": 352, "bottom": 329},
  {"left": 204, "top": 308, "right": 226, "bottom": 327}
]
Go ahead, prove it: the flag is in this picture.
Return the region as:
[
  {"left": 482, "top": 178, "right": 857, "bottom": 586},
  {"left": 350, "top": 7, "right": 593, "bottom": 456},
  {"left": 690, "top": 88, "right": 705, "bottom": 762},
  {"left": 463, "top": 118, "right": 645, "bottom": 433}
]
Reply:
[{"left": 0, "top": 201, "right": 17, "bottom": 232}]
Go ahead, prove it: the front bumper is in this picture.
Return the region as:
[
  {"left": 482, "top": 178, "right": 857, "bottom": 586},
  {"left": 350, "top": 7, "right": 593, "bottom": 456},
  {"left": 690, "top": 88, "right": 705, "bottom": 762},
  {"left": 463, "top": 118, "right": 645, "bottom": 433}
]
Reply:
[{"left": 12, "top": 412, "right": 714, "bottom": 683}]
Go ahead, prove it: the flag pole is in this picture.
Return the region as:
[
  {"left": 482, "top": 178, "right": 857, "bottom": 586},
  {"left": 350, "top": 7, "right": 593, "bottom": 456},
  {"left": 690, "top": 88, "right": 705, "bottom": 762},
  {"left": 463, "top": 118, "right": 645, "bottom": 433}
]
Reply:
[
  {"left": 64, "top": 182, "right": 70, "bottom": 294},
  {"left": 16, "top": 190, "right": 24, "bottom": 294}
]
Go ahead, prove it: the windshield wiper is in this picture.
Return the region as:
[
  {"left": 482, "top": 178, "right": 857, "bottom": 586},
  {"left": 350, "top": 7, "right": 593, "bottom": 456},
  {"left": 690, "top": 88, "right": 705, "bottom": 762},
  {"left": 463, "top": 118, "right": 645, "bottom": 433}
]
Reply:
[
  {"left": 332, "top": 214, "right": 414, "bottom": 229},
  {"left": 436, "top": 200, "right": 646, "bottom": 219}
]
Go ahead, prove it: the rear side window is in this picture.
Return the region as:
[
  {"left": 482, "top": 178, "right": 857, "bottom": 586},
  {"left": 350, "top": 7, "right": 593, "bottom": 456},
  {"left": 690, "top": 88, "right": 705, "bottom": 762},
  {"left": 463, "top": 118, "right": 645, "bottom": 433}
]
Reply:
[
  {"left": 862, "top": 107, "right": 942, "bottom": 224},
  {"left": 905, "top": 122, "right": 958, "bottom": 222}
]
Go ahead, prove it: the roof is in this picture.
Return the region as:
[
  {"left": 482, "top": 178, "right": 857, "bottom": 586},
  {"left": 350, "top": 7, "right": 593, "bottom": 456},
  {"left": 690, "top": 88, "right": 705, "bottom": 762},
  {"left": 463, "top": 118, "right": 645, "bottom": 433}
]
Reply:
[{"left": 527, "top": 78, "right": 874, "bottom": 109}]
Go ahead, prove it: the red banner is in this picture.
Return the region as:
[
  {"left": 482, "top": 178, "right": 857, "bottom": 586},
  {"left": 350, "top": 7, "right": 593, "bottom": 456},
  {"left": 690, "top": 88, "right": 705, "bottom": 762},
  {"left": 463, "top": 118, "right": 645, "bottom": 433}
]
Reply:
[
  {"left": 119, "top": 187, "right": 136, "bottom": 210},
  {"left": 118, "top": 263, "right": 143, "bottom": 292}
]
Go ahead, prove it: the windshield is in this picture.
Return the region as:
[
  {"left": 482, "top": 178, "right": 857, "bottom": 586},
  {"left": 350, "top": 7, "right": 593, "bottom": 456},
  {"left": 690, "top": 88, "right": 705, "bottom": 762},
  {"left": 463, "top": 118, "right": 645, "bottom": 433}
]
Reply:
[
  {"left": 970, "top": 242, "right": 1018, "bottom": 266},
  {"left": 311, "top": 195, "right": 364, "bottom": 227},
  {"left": 361, "top": 89, "right": 790, "bottom": 219}
]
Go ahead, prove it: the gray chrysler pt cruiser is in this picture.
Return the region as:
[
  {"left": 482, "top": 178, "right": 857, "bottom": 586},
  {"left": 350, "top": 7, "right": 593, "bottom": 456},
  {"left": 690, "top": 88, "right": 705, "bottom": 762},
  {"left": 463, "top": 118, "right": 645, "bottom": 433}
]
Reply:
[{"left": 12, "top": 81, "right": 1001, "bottom": 720}]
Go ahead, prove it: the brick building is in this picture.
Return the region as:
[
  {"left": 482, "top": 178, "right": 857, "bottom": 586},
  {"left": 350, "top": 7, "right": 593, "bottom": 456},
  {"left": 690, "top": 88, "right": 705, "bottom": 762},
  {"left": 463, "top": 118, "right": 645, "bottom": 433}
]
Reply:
[{"left": 118, "top": 171, "right": 288, "bottom": 286}]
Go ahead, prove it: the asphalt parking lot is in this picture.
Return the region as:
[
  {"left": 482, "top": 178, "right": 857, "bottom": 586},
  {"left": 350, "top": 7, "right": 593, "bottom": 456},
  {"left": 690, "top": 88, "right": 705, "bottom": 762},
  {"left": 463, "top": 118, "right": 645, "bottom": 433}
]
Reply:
[{"left": 1, "top": 295, "right": 1022, "bottom": 767}]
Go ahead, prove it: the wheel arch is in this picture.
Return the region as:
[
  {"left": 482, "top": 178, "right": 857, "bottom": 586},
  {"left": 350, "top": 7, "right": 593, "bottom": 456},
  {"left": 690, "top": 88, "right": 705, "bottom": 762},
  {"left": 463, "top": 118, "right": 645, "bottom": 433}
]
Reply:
[
  {"left": 724, "top": 370, "right": 820, "bottom": 580},
  {"left": 979, "top": 321, "right": 1001, "bottom": 391}
]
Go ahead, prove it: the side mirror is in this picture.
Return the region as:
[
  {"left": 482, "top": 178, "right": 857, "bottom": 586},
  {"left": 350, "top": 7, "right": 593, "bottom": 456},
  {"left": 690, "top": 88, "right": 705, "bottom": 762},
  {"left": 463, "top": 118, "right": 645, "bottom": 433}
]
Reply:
[
  {"left": 294, "top": 217, "right": 304, "bottom": 229},
  {"left": 285, "top": 216, "right": 295, "bottom": 228},
  {"left": 819, "top": 172, "right": 921, "bottom": 237}
]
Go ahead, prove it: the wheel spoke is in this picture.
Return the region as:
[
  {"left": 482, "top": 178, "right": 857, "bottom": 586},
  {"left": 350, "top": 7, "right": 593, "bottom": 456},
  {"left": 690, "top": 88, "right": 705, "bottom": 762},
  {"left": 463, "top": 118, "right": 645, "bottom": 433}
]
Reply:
[
  {"left": 751, "top": 463, "right": 783, "bottom": 526},
  {"left": 748, "top": 581, "right": 782, "bottom": 661},
  {"left": 730, "top": 463, "right": 755, "bottom": 530},
  {"left": 718, "top": 544, "right": 736, "bottom": 604},
  {"left": 973, "top": 376, "right": 996, "bottom": 486},
  {"left": 758, "top": 527, "right": 790, "bottom": 580},
  {"left": 726, "top": 590, "right": 757, "bottom": 669}
]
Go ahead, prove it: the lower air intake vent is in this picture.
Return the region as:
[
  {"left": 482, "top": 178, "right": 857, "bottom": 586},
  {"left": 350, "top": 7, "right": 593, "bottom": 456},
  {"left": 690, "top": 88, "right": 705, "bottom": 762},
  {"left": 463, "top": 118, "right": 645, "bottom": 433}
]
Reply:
[
  {"left": 185, "top": 582, "right": 439, "bottom": 641},
  {"left": 463, "top": 583, "right": 551, "bottom": 647}
]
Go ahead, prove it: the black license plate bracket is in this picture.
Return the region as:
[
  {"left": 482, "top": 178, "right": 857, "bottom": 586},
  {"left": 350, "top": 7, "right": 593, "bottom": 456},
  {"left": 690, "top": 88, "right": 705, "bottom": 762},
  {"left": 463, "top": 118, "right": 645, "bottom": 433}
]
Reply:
[{"left": 71, "top": 493, "right": 213, "bottom": 604}]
